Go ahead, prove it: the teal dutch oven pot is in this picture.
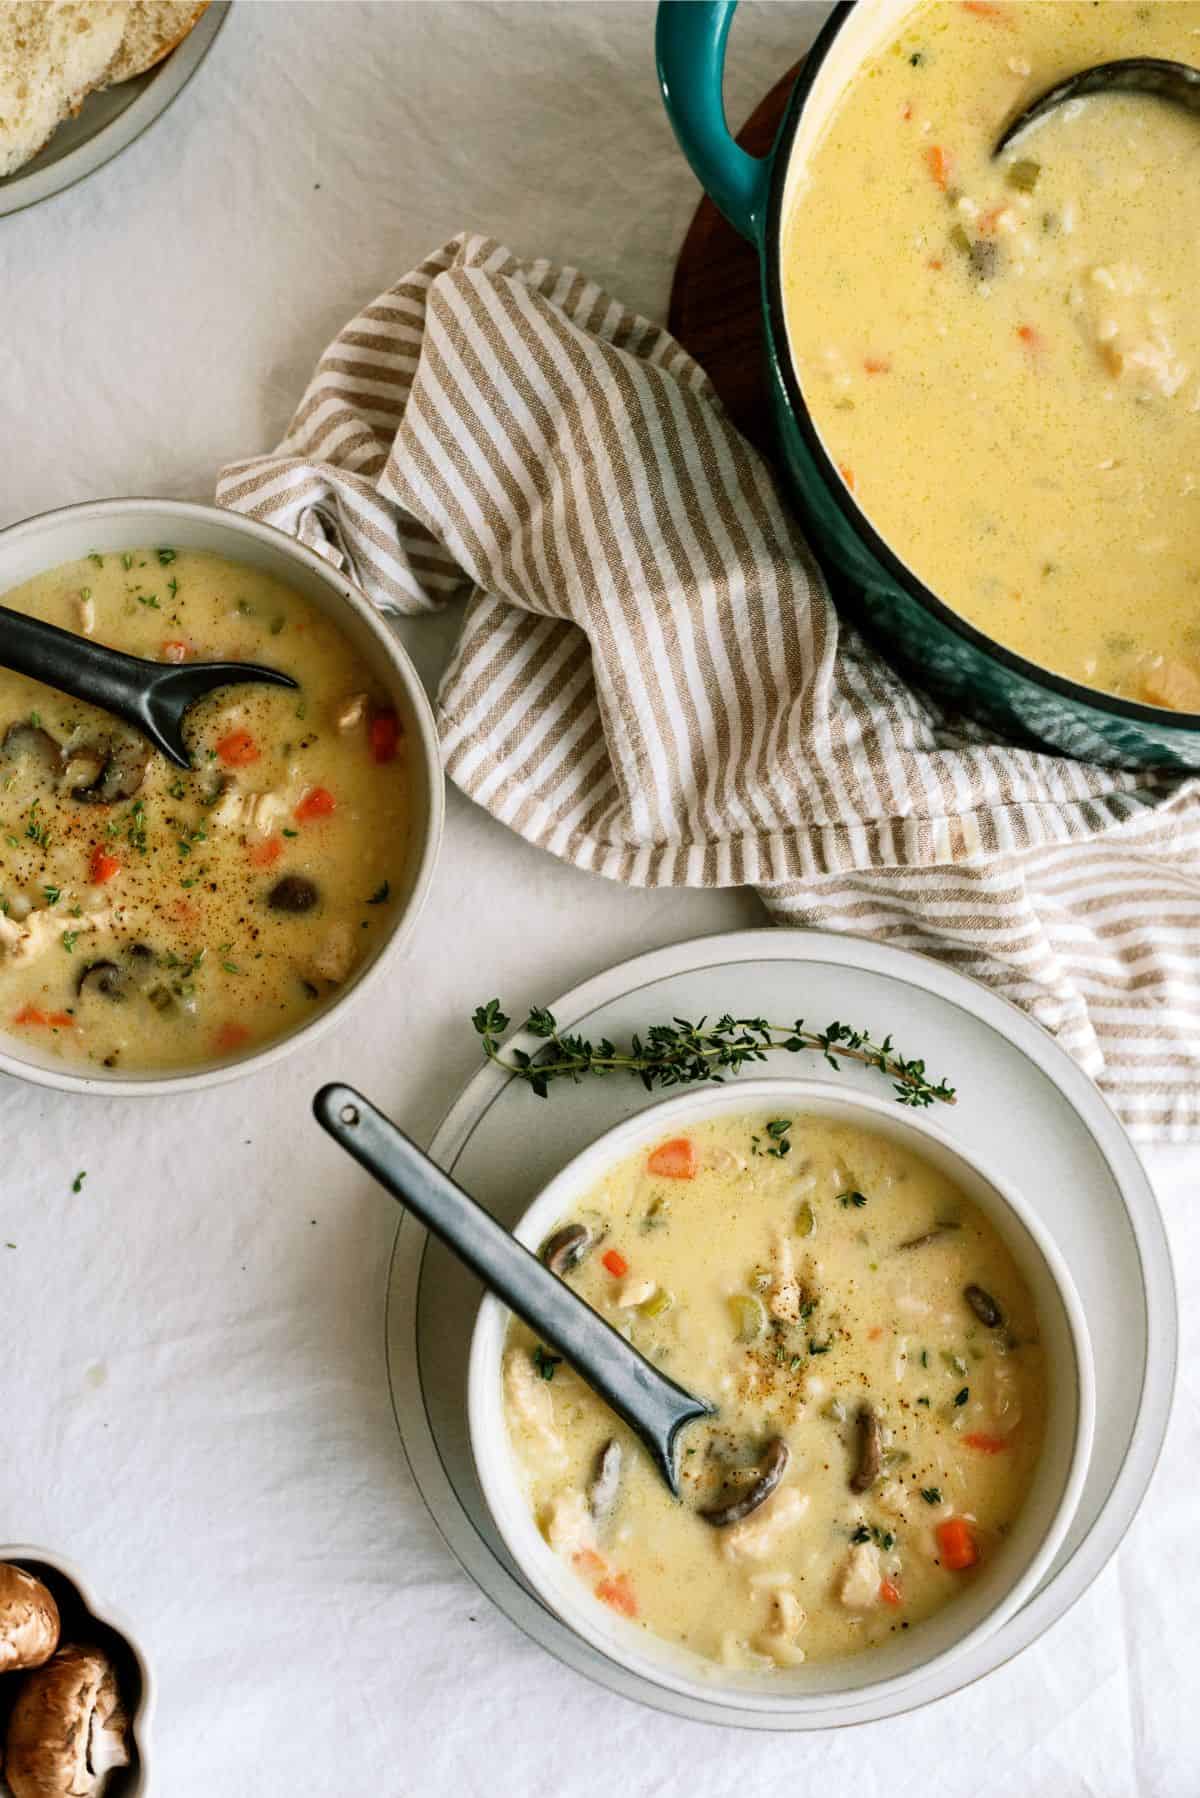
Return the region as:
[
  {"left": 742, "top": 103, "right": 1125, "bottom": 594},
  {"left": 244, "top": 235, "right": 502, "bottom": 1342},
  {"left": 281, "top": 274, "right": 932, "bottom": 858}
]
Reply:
[{"left": 656, "top": 0, "right": 1200, "bottom": 769}]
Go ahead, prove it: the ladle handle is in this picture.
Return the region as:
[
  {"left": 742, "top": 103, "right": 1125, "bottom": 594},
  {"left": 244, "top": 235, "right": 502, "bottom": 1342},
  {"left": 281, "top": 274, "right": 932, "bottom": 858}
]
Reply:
[
  {"left": 0, "top": 603, "right": 160, "bottom": 736},
  {"left": 313, "top": 1083, "right": 711, "bottom": 1495}
]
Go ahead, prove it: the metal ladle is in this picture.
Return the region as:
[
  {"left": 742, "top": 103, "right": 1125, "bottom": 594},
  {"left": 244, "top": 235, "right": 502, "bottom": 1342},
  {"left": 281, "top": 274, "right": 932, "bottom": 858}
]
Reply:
[
  {"left": 0, "top": 604, "right": 297, "bottom": 770},
  {"left": 997, "top": 57, "right": 1200, "bottom": 155},
  {"left": 313, "top": 1083, "right": 713, "bottom": 1496}
]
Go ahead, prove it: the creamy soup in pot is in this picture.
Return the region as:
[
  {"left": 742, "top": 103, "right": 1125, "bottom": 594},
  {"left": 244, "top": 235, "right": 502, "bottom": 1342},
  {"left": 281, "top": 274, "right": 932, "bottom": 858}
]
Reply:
[
  {"left": 503, "top": 1111, "right": 1046, "bottom": 1669},
  {"left": 0, "top": 548, "right": 408, "bottom": 1072},
  {"left": 785, "top": 0, "right": 1200, "bottom": 707}
]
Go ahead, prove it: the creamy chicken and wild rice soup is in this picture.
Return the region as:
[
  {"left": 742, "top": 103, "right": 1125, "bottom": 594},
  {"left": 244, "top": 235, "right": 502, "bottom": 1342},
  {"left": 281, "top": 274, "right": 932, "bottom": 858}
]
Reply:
[
  {"left": 503, "top": 1112, "right": 1045, "bottom": 1668},
  {"left": 0, "top": 549, "right": 408, "bottom": 1072},
  {"left": 786, "top": 0, "right": 1200, "bottom": 706}
]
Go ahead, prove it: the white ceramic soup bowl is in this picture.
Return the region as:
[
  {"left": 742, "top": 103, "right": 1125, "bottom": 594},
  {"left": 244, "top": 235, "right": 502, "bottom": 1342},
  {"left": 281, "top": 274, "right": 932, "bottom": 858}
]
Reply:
[
  {"left": 0, "top": 498, "right": 443, "bottom": 1095},
  {"left": 468, "top": 1078, "right": 1095, "bottom": 1719},
  {"left": 0, "top": 1543, "right": 154, "bottom": 1794}
]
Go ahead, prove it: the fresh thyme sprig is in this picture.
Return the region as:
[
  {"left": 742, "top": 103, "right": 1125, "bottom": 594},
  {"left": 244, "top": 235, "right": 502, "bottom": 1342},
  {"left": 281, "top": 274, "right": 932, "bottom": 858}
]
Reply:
[{"left": 471, "top": 1002, "right": 956, "bottom": 1109}]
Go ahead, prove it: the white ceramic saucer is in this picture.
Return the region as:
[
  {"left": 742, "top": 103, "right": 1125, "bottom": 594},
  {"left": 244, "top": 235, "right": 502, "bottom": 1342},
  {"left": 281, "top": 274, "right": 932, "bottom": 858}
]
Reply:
[
  {"left": 0, "top": 2, "right": 229, "bottom": 218},
  {"left": 384, "top": 928, "right": 1176, "bottom": 1729}
]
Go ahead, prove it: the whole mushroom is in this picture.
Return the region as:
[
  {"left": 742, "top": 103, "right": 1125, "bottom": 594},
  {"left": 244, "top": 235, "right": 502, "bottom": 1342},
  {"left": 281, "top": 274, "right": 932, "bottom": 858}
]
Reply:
[
  {"left": 0, "top": 1565, "right": 59, "bottom": 1673},
  {"left": 4, "top": 1643, "right": 130, "bottom": 1798}
]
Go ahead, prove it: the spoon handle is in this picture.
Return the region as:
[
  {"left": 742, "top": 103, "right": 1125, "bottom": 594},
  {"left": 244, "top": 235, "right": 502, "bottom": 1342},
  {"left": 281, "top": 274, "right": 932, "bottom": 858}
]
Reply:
[
  {"left": 313, "top": 1083, "right": 711, "bottom": 1495},
  {"left": 0, "top": 603, "right": 160, "bottom": 738}
]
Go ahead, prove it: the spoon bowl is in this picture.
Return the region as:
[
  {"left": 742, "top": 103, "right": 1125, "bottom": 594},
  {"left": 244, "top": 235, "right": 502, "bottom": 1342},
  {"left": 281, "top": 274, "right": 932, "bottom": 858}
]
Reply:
[
  {"left": 313, "top": 1083, "right": 713, "bottom": 1495},
  {"left": 0, "top": 601, "right": 297, "bottom": 768},
  {"left": 997, "top": 56, "right": 1200, "bottom": 155}
]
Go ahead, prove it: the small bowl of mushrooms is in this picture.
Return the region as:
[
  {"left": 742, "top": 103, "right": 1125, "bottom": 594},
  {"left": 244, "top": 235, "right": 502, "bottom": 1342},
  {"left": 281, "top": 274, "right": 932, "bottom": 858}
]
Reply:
[{"left": 0, "top": 1550, "right": 150, "bottom": 1797}]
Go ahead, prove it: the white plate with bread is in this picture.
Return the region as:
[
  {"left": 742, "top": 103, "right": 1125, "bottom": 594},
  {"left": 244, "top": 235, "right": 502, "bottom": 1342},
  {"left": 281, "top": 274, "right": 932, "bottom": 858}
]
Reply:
[{"left": 0, "top": 0, "right": 228, "bottom": 217}]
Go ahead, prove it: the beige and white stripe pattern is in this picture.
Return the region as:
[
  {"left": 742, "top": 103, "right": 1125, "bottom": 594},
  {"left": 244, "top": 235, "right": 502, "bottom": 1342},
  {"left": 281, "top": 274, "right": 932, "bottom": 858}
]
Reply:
[{"left": 217, "top": 233, "right": 1200, "bottom": 1141}]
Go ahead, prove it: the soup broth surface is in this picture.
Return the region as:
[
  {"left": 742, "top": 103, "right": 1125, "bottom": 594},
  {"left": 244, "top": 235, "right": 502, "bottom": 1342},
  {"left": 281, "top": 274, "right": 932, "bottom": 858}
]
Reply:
[
  {"left": 0, "top": 548, "right": 408, "bottom": 1072},
  {"left": 785, "top": 0, "right": 1200, "bottom": 706},
  {"left": 503, "top": 1111, "right": 1046, "bottom": 1670}
]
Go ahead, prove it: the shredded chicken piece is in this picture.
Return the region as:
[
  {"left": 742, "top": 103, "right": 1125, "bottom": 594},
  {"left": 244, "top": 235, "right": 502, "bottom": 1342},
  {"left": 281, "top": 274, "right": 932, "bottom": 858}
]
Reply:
[
  {"left": 614, "top": 1277, "right": 657, "bottom": 1309},
  {"left": 837, "top": 1540, "right": 882, "bottom": 1610},
  {"left": 335, "top": 692, "right": 368, "bottom": 732},
  {"left": 77, "top": 591, "right": 96, "bottom": 635},
  {"left": 766, "top": 1230, "right": 802, "bottom": 1324},
  {"left": 877, "top": 1481, "right": 910, "bottom": 1522},
  {"left": 503, "top": 1350, "right": 566, "bottom": 1475},
  {"left": 990, "top": 1352, "right": 1023, "bottom": 1435},
  {"left": 307, "top": 923, "right": 356, "bottom": 985},
  {"left": 756, "top": 1586, "right": 808, "bottom": 1666},
  {"left": 544, "top": 1488, "right": 597, "bottom": 1559},
  {"left": 0, "top": 906, "right": 107, "bottom": 964},
  {"left": 721, "top": 1486, "right": 810, "bottom": 1564}
]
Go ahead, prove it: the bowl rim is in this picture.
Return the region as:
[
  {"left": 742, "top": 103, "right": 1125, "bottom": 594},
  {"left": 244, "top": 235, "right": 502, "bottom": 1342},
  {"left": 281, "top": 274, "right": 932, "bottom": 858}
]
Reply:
[
  {"left": 761, "top": 0, "right": 1200, "bottom": 738},
  {"left": 0, "top": 495, "right": 445, "bottom": 1096},
  {"left": 467, "top": 1075, "right": 1097, "bottom": 1716},
  {"left": 0, "top": 1541, "right": 154, "bottom": 1792}
]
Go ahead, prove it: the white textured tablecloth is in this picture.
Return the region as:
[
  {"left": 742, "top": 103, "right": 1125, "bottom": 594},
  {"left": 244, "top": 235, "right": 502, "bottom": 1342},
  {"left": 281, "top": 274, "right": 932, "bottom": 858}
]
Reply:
[{"left": 1, "top": 4, "right": 1196, "bottom": 1793}]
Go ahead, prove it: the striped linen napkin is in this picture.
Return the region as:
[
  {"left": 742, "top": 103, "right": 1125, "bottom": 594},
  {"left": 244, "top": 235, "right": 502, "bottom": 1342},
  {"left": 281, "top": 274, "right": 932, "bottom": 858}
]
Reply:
[{"left": 217, "top": 233, "right": 1200, "bottom": 1142}]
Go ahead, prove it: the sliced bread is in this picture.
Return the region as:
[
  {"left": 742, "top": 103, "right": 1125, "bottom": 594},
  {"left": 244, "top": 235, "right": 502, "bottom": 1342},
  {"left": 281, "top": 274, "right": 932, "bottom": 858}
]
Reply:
[
  {"left": 0, "top": 1, "right": 126, "bottom": 178},
  {"left": 104, "top": 0, "right": 209, "bottom": 84}
]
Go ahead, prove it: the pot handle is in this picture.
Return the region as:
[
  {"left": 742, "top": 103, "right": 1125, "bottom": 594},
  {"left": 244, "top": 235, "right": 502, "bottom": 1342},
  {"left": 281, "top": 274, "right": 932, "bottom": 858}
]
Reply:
[{"left": 656, "top": 0, "right": 770, "bottom": 244}]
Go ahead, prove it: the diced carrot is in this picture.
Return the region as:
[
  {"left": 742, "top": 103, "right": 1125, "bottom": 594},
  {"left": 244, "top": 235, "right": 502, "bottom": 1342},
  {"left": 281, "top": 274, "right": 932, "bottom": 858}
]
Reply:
[
  {"left": 867, "top": 1326, "right": 884, "bottom": 1341},
  {"left": 171, "top": 898, "right": 200, "bottom": 926},
  {"left": 249, "top": 835, "right": 284, "bottom": 868},
  {"left": 48, "top": 1011, "right": 75, "bottom": 1028},
  {"left": 879, "top": 1577, "right": 903, "bottom": 1607},
  {"left": 901, "top": 101, "right": 913, "bottom": 122},
  {"left": 368, "top": 709, "right": 401, "bottom": 764},
  {"left": 936, "top": 1517, "right": 980, "bottom": 1571},
  {"left": 13, "top": 1005, "right": 48, "bottom": 1027},
  {"left": 216, "top": 730, "right": 260, "bottom": 767},
  {"left": 926, "top": 145, "right": 953, "bottom": 191},
  {"left": 962, "top": 0, "right": 1010, "bottom": 18},
  {"left": 294, "top": 786, "right": 336, "bottom": 823},
  {"left": 15, "top": 1006, "right": 75, "bottom": 1028},
  {"left": 646, "top": 1137, "right": 697, "bottom": 1180},
  {"left": 839, "top": 464, "right": 857, "bottom": 493},
  {"left": 863, "top": 355, "right": 892, "bottom": 375},
  {"left": 89, "top": 846, "right": 120, "bottom": 884},
  {"left": 595, "top": 1573, "right": 637, "bottom": 1619},
  {"left": 1017, "top": 323, "right": 1044, "bottom": 352},
  {"left": 601, "top": 1249, "right": 629, "bottom": 1278},
  {"left": 977, "top": 206, "right": 1005, "bottom": 236},
  {"left": 927, "top": 257, "right": 944, "bottom": 270},
  {"left": 215, "top": 1021, "right": 251, "bottom": 1054},
  {"left": 962, "top": 1431, "right": 1008, "bottom": 1454},
  {"left": 572, "top": 1548, "right": 607, "bottom": 1577},
  {"left": 161, "top": 639, "right": 191, "bottom": 663}
]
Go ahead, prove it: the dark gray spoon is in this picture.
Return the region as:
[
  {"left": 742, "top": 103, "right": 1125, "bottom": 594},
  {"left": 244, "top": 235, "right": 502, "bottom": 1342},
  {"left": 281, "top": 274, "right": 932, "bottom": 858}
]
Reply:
[
  {"left": 997, "top": 57, "right": 1200, "bottom": 155},
  {"left": 313, "top": 1083, "right": 713, "bottom": 1496},
  {"left": 0, "top": 604, "right": 297, "bottom": 771}
]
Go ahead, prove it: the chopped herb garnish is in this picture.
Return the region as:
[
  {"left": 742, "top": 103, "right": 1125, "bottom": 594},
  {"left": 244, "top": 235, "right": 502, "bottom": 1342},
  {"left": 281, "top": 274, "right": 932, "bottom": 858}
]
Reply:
[
  {"left": 920, "top": 1487, "right": 942, "bottom": 1505},
  {"left": 1007, "top": 157, "right": 1040, "bottom": 194},
  {"left": 367, "top": 880, "right": 391, "bottom": 905},
  {"left": 917, "top": 1396, "right": 931, "bottom": 1407},
  {"left": 121, "top": 552, "right": 134, "bottom": 571},
  {"left": 167, "top": 577, "right": 179, "bottom": 599},
  {"left": 88, "top": 552, "right": 104, "bottom": 568},
  {"left": 919, "top": 1349, "right": 929, "bottom": 1368},
  {"left": 156, "top": 547, "right": 177, "bottom": 565},
  {"left": 80, "top": 587, "right": 91, "bottom": 603},
  {"left": 953, "top": 1387, "right": 969, "bottom": 1407},
  {"left": 808, "top": 1338, "right": 832, "bottom": 1356},
  {"left": 28, "top": 711, "right": 40, "bottom": 727},
  {"left": 850, "top": 1524, "right": 871, "bottom": 1544},
  {"left": 222, "top": 960, "right": 240, "bottom": 975},
  {"left": 168, "top": 779, "right": 186, "bottom": 800},
  {"left": 61, "top": 932, "right": 78, "bottom": 953},
  {"left": 42, "top": 885, "right": 60, "bottom": 906},
  {"left": 71, "top": 1171, "right": 87, "bottom": 1194},
  {"left": 282, "top": 827, "right": 298, "bottom": 838},
  {"left": 136, "top": 593, "right": 161, "bottom": 610},
  {"left": 532, "top": 1345, "right": 562, "bottom": 1381},
  {"left": 910, "top": 49, "right": 925, "bottom": 65},
  {"left": 872, "top": 1527, "right": 895, "bottom": 1551},
  {"left": 838, "top": 1190, "right": 868, "bottom": 1208}
]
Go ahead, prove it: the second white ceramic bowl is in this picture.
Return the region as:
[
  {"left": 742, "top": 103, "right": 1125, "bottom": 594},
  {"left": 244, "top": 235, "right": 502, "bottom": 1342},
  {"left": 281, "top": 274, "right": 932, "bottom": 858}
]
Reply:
[
  {"left": 469, "top": 1078, "right": 1095, "bottom": 1720},
  {"left": 0, "top": 498, "right": 444, "bottom": 1095}
]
